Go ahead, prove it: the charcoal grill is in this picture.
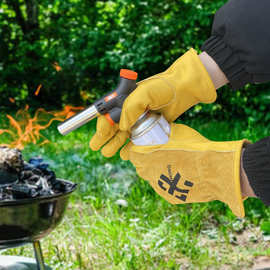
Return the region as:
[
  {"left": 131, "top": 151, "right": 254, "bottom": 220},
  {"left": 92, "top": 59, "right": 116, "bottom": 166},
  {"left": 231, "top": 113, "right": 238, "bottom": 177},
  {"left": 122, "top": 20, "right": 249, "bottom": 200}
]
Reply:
[{"left": 0, "top": 179, "right": 76, "bottom": 270}]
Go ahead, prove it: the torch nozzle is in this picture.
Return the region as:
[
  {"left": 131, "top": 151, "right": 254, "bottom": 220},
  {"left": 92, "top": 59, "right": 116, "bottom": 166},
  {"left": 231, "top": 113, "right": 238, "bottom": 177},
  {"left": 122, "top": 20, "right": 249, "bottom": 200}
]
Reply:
[{"left": 57, "top": 105, "right": 98, "bottom": 135}]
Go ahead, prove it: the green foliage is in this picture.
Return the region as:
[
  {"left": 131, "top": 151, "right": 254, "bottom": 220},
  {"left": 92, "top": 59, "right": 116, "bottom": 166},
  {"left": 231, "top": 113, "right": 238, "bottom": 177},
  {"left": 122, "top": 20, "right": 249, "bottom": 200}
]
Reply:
[
  {"left": 1, "top": 0, "right": 270, "bottom": 122},
  {"left": 0, "top": 0, "right": 222, "bottom": 107},
  {"left": 186, "top": 82, "right": 270, "bottom": 123},
  {"left": 261, "top": 221, "right": 270, "bottom": 235}
]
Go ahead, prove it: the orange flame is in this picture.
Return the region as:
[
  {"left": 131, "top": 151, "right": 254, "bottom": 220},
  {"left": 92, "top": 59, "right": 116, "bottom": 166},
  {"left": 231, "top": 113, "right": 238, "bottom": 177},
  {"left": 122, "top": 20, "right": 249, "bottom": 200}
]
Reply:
[
  {"left": 9, "top": 97, "right": 15, "bottom": 103},
  {"left": 0, "top": 105, "right": 84, "bottom": 150},
  {"left": 35, "top": 84, "right": 42, "bottom": 96},
  {"left": 52, "top": 62, "right": 62, "bottom": 72}
]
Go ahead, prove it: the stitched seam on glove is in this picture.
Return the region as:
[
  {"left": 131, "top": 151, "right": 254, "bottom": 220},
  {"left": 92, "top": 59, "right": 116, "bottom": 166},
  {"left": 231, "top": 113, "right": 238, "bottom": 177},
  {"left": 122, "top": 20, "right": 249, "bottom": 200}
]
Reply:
[
  {"left": 190, "top": 49, "right": 217, "bottom": 102},
  {"left": 130, "top": 148, "right": 241, "bottom": 154},
  {"left": 164, "top": 48, "right": 216, "bottom": 103},
  {"left": 233, "top": 144, "right": 245, "bottom": 217}
]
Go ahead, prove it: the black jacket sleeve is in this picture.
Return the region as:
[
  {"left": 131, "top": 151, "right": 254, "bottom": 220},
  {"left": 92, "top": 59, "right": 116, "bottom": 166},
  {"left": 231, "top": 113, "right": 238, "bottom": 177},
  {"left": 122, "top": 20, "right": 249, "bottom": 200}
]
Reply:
[{"left": 201, "top": 0, "right": 270, "bottom": 89}]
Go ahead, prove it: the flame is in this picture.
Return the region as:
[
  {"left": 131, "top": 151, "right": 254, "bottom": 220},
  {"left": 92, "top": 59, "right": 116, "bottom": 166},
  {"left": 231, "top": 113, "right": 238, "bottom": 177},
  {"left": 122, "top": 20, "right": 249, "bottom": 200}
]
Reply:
[
  {"left": 35, "top": 84, "right": 42, "bottom": 96},
  {"left": 52, "top": 62, "right": 62, "bottom": 72},
  {"left": 9, "top": 97, "right": 15, "bottom": 103},
  {"left": 53, "top": 105, "right": 85, "bottom": 120},
  {"left": 0, "top": 105, "right": 84, "bottom": 150}
]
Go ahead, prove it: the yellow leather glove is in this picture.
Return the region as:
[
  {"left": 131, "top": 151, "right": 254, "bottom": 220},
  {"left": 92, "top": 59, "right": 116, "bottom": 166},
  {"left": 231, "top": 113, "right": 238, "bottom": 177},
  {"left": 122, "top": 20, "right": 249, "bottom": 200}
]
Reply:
[
  {"left": 89, "top": 115, "right": 129, "bottom": 157},
  {"left": 90, "top": 49, "right": 216, "bottom": 157},
  {"left": 120, "top": 124, "right": 248, "bottom": 218}
]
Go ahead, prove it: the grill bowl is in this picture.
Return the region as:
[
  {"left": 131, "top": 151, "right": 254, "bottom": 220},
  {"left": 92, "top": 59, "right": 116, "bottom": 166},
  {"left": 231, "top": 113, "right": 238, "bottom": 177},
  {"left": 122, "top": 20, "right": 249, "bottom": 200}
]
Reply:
[{"left": 0, "top": 179, "right": 76, "bottom": 249}]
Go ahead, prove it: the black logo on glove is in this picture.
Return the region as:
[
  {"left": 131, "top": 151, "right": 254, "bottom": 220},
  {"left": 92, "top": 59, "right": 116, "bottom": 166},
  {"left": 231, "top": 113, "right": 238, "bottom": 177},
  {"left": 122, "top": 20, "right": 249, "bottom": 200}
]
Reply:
[{"left": 158, "top": 165, "right": 193, "bottom": 202}]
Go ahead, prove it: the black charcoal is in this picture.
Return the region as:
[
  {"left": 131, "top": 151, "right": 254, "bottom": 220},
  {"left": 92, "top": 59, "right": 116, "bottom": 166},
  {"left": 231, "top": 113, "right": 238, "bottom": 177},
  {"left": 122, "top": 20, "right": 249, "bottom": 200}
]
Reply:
[
  {"left": 0, "top": 149, "right": 76, "bottom": 201},
  {"left": 6, "top": 185, "right": 39, "bottom": 199}
]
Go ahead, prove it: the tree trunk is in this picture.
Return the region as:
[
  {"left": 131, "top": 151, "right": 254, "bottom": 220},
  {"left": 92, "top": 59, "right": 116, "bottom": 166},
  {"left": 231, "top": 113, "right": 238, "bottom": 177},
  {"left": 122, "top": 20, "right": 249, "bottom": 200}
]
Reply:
[
  {"left": 5, "top": 0, "right": 27, "bottom": 34},
  {"left": 6, "top": 0, "right": 41, "bottom": 99},
  {"left": 25, "top": 0, "right": 40, "bottom": 41}
]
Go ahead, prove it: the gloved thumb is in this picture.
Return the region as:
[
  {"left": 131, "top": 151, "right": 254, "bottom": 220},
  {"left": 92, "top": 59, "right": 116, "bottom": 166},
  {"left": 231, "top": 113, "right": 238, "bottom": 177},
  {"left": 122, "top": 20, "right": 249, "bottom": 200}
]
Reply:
[{"left": 119, "top": 77, "right": 175, "bottom": 131}]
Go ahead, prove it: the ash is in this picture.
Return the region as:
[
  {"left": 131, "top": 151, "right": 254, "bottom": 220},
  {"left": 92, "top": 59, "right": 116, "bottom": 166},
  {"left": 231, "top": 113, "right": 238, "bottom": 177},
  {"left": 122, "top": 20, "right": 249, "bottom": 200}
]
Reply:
[
  {"left": 0, "top": 147, "right": 75, "bottom": 200},
  {"left": 0, "top": 147, "right": 23, "bottom": 185}
]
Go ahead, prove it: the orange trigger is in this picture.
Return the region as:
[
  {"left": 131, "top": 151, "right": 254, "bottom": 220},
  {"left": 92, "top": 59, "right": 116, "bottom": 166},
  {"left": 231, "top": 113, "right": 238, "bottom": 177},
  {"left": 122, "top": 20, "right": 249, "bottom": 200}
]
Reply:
[{"left": 105, "top": 113, "right": 115, "bottom": 126}]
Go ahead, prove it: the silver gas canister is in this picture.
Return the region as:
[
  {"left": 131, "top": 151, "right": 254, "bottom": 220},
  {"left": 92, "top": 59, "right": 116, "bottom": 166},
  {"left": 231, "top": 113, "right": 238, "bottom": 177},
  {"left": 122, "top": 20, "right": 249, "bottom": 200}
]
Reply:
[{"left": 130, "top": 112, "right": 171, "bottom": 146}]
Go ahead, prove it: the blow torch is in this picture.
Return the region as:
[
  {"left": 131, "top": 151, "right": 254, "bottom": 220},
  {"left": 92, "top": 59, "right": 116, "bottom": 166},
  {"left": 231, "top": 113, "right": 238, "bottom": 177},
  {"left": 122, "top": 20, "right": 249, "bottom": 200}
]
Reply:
[
  {"left": 58, "top": 69, "right": 138, "bottom": 135},
  {"left": 58, "top": 69, "right": 171, "bottom": 146}
]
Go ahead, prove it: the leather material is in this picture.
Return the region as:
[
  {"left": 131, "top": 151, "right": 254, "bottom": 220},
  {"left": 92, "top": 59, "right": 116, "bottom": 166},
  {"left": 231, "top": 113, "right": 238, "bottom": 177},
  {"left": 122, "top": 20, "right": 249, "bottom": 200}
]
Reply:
[
  {"left": 121, "top": 123, "right": 247, "bottom": 218},
  {"left": 90, "top": 49, "right": 216, "bottom": 157},
  {"left": 120, "top": 48, "right": 216, "bottom": 131}
]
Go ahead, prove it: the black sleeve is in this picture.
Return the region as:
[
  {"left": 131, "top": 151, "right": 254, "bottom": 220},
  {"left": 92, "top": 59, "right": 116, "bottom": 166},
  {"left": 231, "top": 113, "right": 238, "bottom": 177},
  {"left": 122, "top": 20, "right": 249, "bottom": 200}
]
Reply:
[
  {"left": 243, "top": 137, "right": 270, "bottom": 206},
  {"left": 201, "top": 0, "right": 270, "bottom": 89}
]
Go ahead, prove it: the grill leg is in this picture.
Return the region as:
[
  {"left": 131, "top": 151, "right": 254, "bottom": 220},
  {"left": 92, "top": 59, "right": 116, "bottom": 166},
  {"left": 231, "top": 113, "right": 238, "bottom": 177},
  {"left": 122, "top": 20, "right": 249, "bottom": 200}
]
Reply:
[{"left": 33, "top": 241, "right": 46, "bottom": 270}]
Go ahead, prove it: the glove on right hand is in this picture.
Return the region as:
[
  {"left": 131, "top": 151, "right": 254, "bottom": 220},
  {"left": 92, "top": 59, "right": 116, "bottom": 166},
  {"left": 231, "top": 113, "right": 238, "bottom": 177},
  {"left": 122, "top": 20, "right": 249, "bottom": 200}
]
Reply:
[
  {"left": 120, "top": 48, "right": 217, "bottom": 131},
  {"left": 90, "top": 49, "right": 217, "bottom": 157}
]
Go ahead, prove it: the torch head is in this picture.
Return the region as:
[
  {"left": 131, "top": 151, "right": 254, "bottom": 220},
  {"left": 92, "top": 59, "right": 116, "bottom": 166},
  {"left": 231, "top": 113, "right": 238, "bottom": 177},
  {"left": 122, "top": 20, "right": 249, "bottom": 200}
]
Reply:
[
  {"left": 57, "top": 69, "right": 138, "bottom": 136},
  {"left": 57, "top": 105, "right": 98, "bottom": 135}
]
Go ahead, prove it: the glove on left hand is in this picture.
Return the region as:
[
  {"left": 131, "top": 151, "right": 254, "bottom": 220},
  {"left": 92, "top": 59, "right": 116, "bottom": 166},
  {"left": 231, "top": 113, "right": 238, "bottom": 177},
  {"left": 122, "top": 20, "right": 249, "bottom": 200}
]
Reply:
[{"left": 121, "top": 124, "right": 248, "bottom": 218}]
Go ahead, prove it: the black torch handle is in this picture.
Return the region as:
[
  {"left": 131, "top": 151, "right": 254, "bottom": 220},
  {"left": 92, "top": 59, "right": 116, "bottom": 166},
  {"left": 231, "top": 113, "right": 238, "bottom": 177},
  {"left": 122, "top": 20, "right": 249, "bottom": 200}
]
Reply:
[{"left": 94, "top": 69, "right": 138, "bottom": 125}]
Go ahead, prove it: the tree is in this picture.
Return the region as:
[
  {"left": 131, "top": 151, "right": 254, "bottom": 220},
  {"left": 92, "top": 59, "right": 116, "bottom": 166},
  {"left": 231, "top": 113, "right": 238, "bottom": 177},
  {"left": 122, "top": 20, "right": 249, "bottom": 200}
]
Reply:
[{"left": 2, "top": 0, "right": 268, "bottom": 124}]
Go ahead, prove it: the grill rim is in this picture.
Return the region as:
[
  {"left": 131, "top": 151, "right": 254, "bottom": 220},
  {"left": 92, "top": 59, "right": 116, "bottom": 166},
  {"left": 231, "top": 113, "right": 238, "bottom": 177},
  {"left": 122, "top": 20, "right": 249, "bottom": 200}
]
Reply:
[{"left": 0, "top": 178, "right": 76, "bottom": 207}]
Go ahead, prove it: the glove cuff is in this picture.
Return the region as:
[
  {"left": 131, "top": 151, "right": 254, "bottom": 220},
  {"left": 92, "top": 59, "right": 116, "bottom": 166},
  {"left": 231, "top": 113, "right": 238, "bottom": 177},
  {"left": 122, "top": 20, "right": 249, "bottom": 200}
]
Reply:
[
  {"left": 152, "top": 48, "right": 217, "bottom": 104},
  {"left": 221, "top": 139, "right": 247, "bottom": 218},
  {"left": 153, "top": 49, "right": 218, "bottom": 121},
  {"left": 186, "top": 48, "right": 217, "bottom": 103}
]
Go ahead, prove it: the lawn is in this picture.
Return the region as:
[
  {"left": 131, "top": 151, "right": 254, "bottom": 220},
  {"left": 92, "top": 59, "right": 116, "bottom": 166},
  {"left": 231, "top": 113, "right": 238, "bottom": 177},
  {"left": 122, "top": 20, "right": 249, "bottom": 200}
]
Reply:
[{"left": 1, "top": 116, "right": 270, "bottom": 269}]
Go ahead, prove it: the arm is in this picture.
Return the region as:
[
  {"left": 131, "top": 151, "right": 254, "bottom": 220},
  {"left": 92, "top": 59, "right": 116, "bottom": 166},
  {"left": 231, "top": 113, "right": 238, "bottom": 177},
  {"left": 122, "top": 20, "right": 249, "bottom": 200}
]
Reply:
[
  {"left": 199, "top": 52, "right": 229, "bottom": 89},
  {"left": 202, "top": 0, "right": 270, "bottom": 89},
  {"left": 240, "top": 150, "right": 256, "bottom": 198},
  {"left": 90, "top": 0, "right": 270, "bottom": 159}
]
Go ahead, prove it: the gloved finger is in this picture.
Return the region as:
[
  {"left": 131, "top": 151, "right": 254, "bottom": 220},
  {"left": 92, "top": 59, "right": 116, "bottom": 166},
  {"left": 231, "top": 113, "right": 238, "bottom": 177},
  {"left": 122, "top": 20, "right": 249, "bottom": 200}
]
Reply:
[
  {"left": 89, "top": 115, "right": 118, "bottom": 151},
  {"left": 101, "top": 130, "right": 129, "bottom": 157},
  {"left": 120, "top": 141, "right": 133, "bottom": 161},
  {"left": 119, "top": 78, "right": 175, "bottom": 131}
]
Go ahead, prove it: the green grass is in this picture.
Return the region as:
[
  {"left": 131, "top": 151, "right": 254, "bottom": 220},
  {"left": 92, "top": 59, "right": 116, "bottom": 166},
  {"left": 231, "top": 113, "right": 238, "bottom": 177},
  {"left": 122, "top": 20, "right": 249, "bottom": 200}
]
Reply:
[{"left": 1, "top": 116, "right": 270, "bottom": 269}]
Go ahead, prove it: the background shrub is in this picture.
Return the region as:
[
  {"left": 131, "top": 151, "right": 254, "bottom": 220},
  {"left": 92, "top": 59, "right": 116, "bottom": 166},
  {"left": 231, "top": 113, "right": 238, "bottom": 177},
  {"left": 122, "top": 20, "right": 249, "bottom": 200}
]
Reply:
[{"left": 1, "top": 0, "right": 269, "bottom": 122}]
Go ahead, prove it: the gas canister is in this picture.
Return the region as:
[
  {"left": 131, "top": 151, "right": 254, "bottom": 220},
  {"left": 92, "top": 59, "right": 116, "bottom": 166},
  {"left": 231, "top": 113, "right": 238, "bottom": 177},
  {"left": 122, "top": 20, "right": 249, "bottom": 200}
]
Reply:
[{"left": 130, "top": 112, "right": 171, "bottom": 146}]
